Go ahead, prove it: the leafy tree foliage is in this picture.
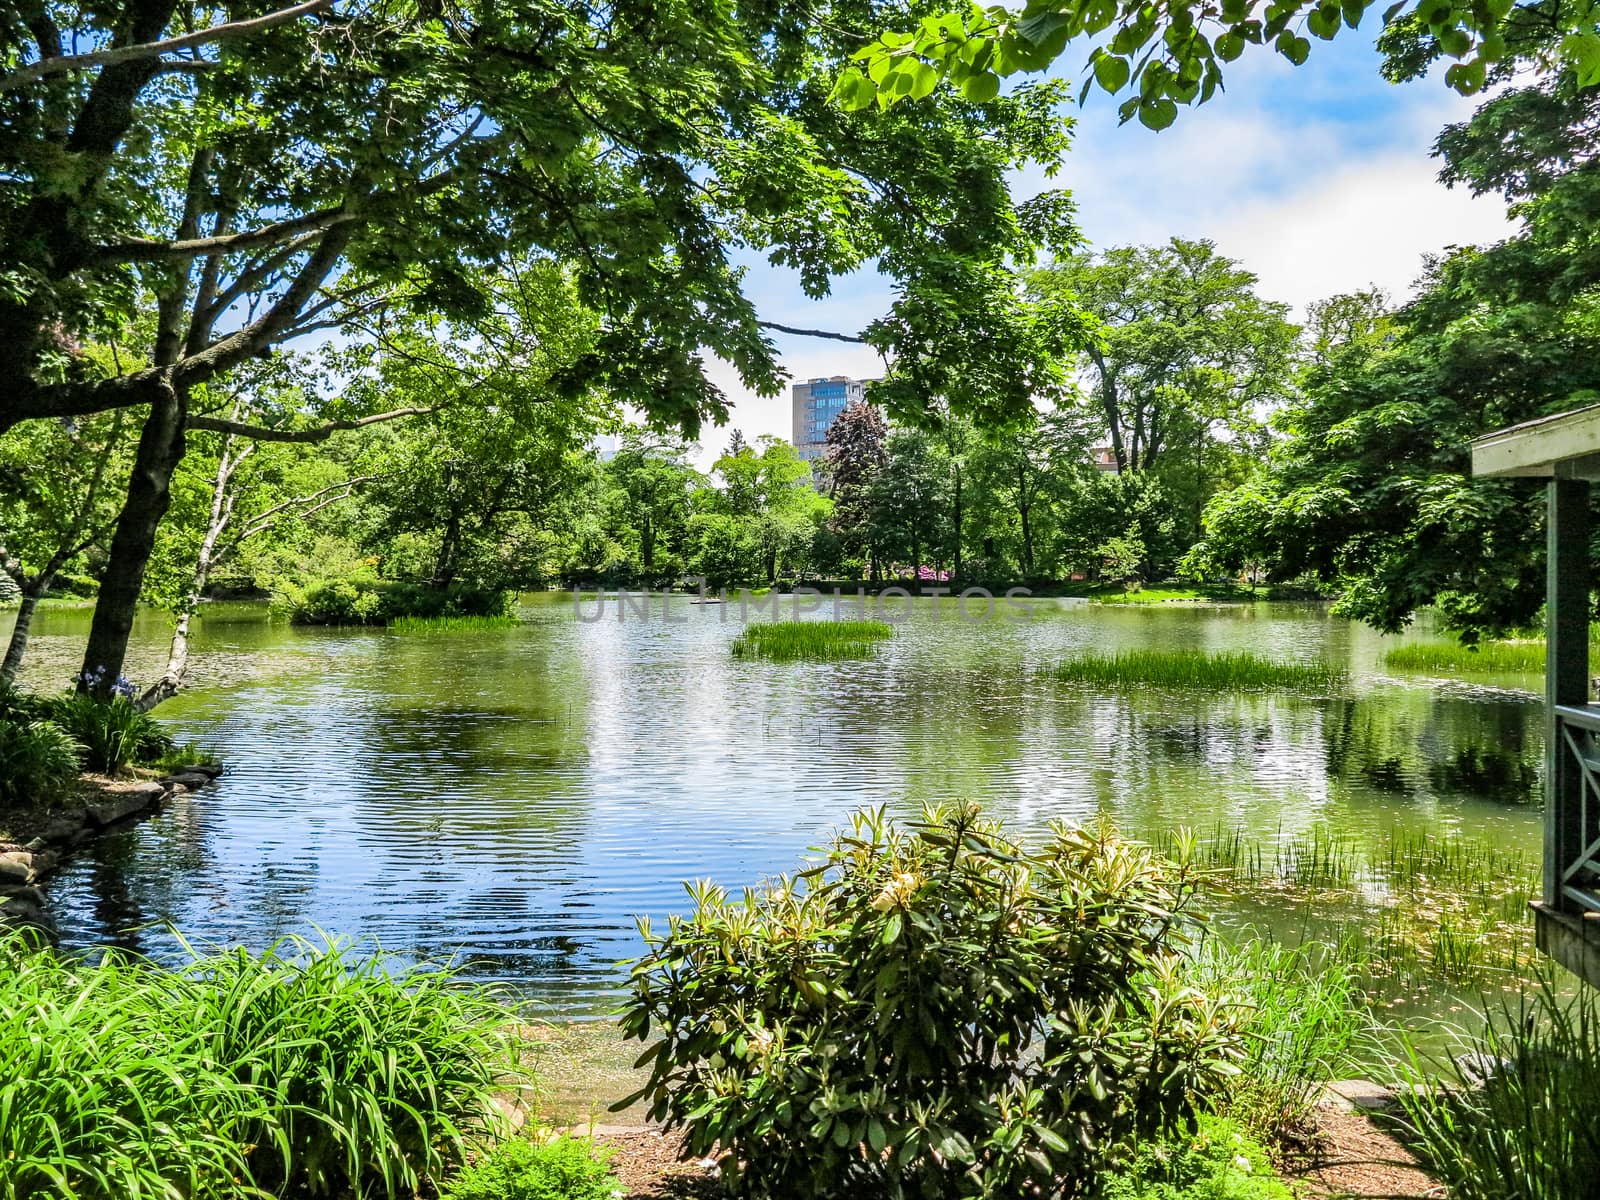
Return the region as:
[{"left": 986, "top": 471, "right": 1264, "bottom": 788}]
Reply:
[
  {"left": 1192, "top": 69, "right": 1600, "bottom": 638},
  {"left": 838, "top": 0, "right": 1591, "bottom": 127}
]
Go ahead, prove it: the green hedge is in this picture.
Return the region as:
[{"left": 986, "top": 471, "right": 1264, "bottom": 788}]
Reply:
[{"left": 283, "top": 578, "right": 511, "bottom": 626}]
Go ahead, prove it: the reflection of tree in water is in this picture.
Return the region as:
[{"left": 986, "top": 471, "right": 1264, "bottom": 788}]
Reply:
[{"left": 1321, "top": 694, "right": 1542, "bottom": 806}]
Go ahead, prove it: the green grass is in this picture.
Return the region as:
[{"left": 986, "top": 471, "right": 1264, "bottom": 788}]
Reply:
[
  {"left": 444, "top": 1137, "right": 619, "bottom": 1200},
  {"left": 1383, "top": 640, "right": 1549, "bottom": 673},
  {"left": 0, "top": 930, "right": 518, "bottom": 1200},
  {"left": 731, "top": 619, "right": 893, "bottom": 661},
  {"left": 1091, "top": 586, "right": 1250, "bottom": 605},
  {"left": 1190, "top": 938, "right": 1372, "bottom": 1136},
  {"left": 389, "top": 614, "right": 519, "bottom": 634},
  {"left": 1055, "top": 650, "right": 1342, "bottom": 691},
  {"left": 149, "top": 741, "right": 218, "bottom": 773}
]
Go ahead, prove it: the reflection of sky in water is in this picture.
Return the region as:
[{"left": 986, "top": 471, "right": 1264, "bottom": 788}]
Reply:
[{"left": 12, "top": 595, "right": 1543, "bottom": 1015}]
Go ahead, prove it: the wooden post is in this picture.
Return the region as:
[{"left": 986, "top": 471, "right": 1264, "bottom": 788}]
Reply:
[{"left": 1547, "top": 478, "right": 1590, "bottom": 908}]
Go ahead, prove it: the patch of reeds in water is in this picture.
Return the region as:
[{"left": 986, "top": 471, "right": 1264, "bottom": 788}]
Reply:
[
  {"left": 1055, "top": 650, "right": 1342, "bottom": 692},
  {"left": 1163, "top": 822, "right": 1539, "bottom": 1000},
  {"left": 389, "top": 614, "right": 519, "bottom": 634},
  {"left": 1383, "top": 640, "right": 1547, "bottom": 674},
  {"left": 731, "top": 619, "right": 893, "bottom": 661}
]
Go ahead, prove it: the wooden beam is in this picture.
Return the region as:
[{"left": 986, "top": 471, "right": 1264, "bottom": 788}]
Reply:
[
  {"left": 1534, "top": 903, "right": 1600, "bottom": 990},
  {"left": 1547, "top": 479, "right": 1590, "bottom": 907},
  {"left": 1472, "top": 401, "right": 1600, "bottom": 478}
]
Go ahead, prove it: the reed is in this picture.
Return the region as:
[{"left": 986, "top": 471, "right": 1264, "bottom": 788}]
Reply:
[
  {"left": 730, "top": 619, "right": 893, "bottom": 661},
  {"left": 1382, "top": 640, "right": 1547, "bottom": 673},
  {"left": 390, "top": 614, "right": 519, "bottom": 634},
  {"left": 1395, "top": 980, "right": 1600, "bottom": 1200},
  {"left": 1055, "top": 650, "right": 1342, "bottom": 691}
]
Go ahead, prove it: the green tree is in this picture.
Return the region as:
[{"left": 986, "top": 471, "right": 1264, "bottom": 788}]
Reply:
[
  {"left": 823, "top": 400, "right": 890, "bottom": 580},
  {"left": 0, "top": 408, "right": 131, "bottom": 681},
  {"left": 1195, "top": 70, "right": 1600, "bottom": 639},
  {"left": 3, "top": 0, "right": 1084, "bottom": 695},
  {"left": 870, "top": 427, "right": 950, "bottom": 580},
  {"left": 607, "top": 434, "right": 699, "bottom": 586}
]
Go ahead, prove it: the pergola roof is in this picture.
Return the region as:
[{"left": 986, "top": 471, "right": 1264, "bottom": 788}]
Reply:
[{"left": 1472, "top": 401, "right": 1600, "bottom": 479}]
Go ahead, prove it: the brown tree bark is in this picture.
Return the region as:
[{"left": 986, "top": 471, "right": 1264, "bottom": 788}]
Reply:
[{"left": 78, "top": 376, "right": 187, "bottom": 696}]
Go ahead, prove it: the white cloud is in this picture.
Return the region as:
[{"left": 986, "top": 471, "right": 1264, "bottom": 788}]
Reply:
[{"left": 706, "top": 44, "right": 1514, "bottom": 462}]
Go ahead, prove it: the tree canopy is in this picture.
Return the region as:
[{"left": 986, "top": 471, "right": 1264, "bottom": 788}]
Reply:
[
  {"left": 1, "top": 0, "right": 1080, "bottom": 435},
  {"left": 835, "top": 0, "right": 1598, "bottom": 128}
]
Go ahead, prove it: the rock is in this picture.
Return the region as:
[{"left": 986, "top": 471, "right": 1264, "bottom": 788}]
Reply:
[
  {"left": 161, "top": 771, "right": 214, "bottom": 790},
  {"left": 188, "top": 762, "right": 225, "bottom": 779},
  {"left": 1317, "top": 1079, "right": 1399, "bottom": 1112},
  {"left": 38, "top": 810, "right": 89, "bottom": 844},
  {"left": 1454, "top": 1052, "right": 1515, "bottom": 1087},
  {"left": 0, "top": 851, "right": 33, "bottom": 885},
  {"left": 87, "top": 781, "right": 165, "bottom": 826},
  {"left": 0, "top": 886, "right": 47, "bottom": 915}
]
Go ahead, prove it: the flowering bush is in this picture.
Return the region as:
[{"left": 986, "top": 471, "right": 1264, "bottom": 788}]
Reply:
[
  {"left": 47, "top": 693, "right": 171, "bottom": 773},
  {"left": 618, "top": 805, "right": 1244, "bottom": 1199}
]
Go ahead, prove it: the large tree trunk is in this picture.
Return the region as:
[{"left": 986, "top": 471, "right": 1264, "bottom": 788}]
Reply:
[{"left": 78, "top": 377, "right": 188, "bottom": 697}]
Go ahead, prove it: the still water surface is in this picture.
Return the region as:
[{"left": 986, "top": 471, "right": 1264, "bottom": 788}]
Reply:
[{"left": 7, "top": 594, "right": 1544, "bottom": 1015}]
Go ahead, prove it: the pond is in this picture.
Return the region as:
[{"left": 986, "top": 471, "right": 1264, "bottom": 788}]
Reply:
[{"left": 7, "top": 592, "right": 1545, "bottom": 1022}]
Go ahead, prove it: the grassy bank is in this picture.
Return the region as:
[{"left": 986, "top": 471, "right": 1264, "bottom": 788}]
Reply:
[
  {"left": 1056, "top": 649, "right": 1342, "bottom": 691},
  {"left": 731, "top": 618, "right": 893, "bottom": 660}
]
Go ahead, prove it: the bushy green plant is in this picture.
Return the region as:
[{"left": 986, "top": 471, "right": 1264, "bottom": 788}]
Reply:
[
  {"left": 46, "top": 692, "right": 172, "bottom": 772},
  {"left": 0, "top": 681, "right": 49, "bottom": 723},
  {"left": 619, "top": 805, "right": 1244, "bottom": 1199},
  {"left": 150, "top": 740, "right": 217, "bottom": 772},
  {"left": 445, "top": 1137, "right": 619, "bottom": 1200},
  {"left": 282, "top": 576, "right": 512, "bottom": 626},
  {"left": 0, "top": 717, "right": 82, "bottom": 803},
  {"left": 1396, "top": 979, "right": 1600, "bottom": 1200},
  {"left": 0, "top": 931, "right": 516, "bottom": 1200},
  {"left": 1096, "top": 1115, "right": 1293, "bottom": 1200},
  {"left": 1190, "top": 939, "right": 1372, "bottom": 1136}
]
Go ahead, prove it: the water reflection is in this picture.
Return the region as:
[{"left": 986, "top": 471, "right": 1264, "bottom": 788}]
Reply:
[{"left": 4, "top": 594, "right": 1544, "bottom": 1013}]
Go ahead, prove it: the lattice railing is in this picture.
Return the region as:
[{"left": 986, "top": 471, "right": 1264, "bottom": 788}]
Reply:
[{"left": 1554, "top": 704, "right": 1600, "bottom": 913}]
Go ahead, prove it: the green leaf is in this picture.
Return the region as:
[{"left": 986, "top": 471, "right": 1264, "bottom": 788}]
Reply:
[
  {"left": 1215, "top": 32, "right": 1245, "bottom": 60},
  {"left": 1137, "top": 96, "right": 1178, "bottom": 130},
  {"left": 881, "top": 911, "right": 903, "bottom": 945},
  {"left": 960, "top": 71, "right": 1001, "bottom": 101},
  {"left": 868, "top": 1117, "right": 888, "bottom": 1152},
  {"left": 1093, "top": 54, "right": 1131, "bottom": 92}
]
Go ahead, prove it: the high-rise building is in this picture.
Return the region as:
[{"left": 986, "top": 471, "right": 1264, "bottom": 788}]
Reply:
[{"left": 791, "top": 376, "right": 867, "bottom": 462}]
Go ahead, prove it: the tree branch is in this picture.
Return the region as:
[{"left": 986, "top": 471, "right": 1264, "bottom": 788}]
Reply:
[
  {"left": 187, "top": 406, "right": 433, "bottom": 443},
  {"left": 91, "top": 204, "right": 357, "bottom": 264},
  {"left": 0, "top": 0, "right": 338, "bottom": 92},
  {"left": 757, "top": 320, "right": 866, "bottom": 344}
]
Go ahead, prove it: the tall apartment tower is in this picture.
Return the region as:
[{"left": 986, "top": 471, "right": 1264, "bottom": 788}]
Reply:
[{"left": 791, "top": 376, "right": 867, "bottom": 462}]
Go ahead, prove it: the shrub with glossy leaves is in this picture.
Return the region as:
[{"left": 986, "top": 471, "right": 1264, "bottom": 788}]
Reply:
[{"left": 619, "top": 805, "right": 1243, "bottom": 1199}]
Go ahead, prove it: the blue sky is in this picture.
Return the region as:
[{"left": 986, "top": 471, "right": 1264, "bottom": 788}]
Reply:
[{"left": 695, "top": 33, "right": 1514, "bottom": 466}]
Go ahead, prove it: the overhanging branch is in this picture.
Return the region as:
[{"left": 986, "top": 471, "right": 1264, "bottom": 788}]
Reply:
[
  {"left": 757, "top": 321, "right": 867, "bottom": 344},
  {"left": 0, "top": 0, "right": 338, "bottom": 91},
  {"left": 187, "top": 406, "right": 433, "bottom": 443}
]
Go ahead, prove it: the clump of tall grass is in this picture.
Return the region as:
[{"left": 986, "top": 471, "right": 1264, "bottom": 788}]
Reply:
[
  {"left": 730, "top": 619, "right": 893, "bottom": 661},
  {"left": 0, "top": 717, "right": 81, "bottom": 804},
  {"left": 1396, "top": 979, "right": 1600, "bottom": 1200},
  {"left": 390, "top": 614, "right": 519, "bottom": 634},
  {"left": 1383, "top": 640, "right": 1547, "bottom": 674},
  {"left": 0, "top": 931, "right": 518, "bottom": 1200},
  {"left": 1191, "top": 938, "right": 1373, "bottom": 1136},
  {"left": 1055, "top": 650, "right": 1342, "bottom": 691},
  {"left": 45, "top": 692, "right": 172, "bottom": 774}
]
